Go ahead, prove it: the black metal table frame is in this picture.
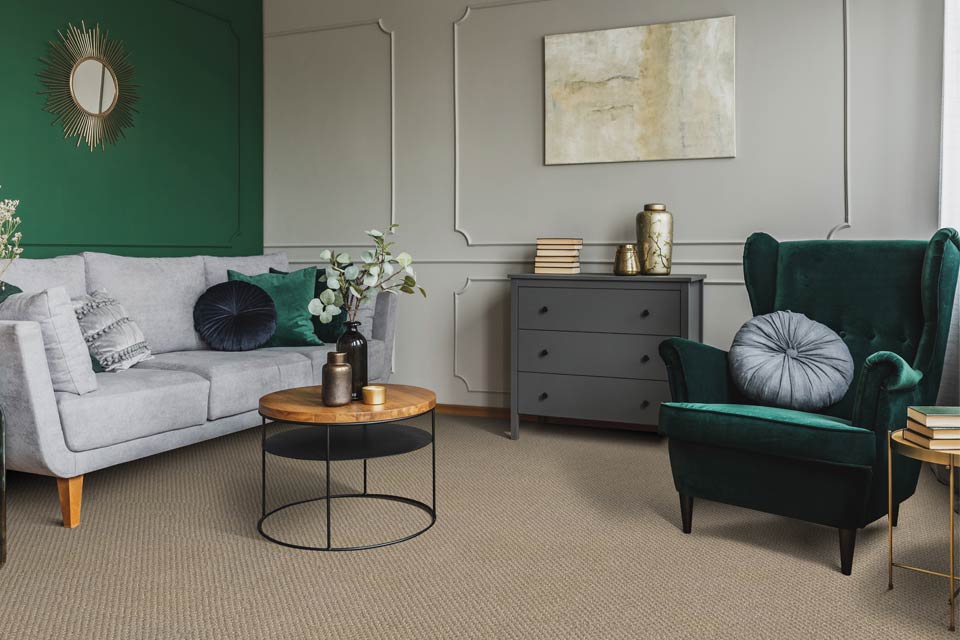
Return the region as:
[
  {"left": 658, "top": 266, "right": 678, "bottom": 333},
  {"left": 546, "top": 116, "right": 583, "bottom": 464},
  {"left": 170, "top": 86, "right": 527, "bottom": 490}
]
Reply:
[{"left": 257, "top": 408, "right": 436, "bottom": 551}]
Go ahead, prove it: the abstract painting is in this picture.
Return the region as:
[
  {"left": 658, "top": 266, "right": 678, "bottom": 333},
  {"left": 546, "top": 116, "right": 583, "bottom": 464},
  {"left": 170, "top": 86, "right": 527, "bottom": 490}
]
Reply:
[{"left": 544, "top": 17, "right": 736, "bottom": 165}]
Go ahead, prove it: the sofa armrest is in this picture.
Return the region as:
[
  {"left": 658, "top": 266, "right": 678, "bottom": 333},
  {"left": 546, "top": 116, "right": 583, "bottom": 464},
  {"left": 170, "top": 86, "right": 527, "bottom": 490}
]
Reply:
[
  {"left": 0, "top": 321, "right": 76, "bottom": 477},
  {"left": 851, "top": 350, "right": 923, "bottom": 432},
  {"left": 658, "top": 337, "right": 740, "bottom": 404},
  {"left": 371, "top": 291, "right": 399, "bottom": 375}
]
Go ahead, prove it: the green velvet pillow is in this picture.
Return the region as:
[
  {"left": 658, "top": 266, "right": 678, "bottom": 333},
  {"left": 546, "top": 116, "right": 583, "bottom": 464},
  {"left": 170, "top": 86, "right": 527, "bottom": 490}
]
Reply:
[
  {"left": 227, "top": 267, "right": 323, "bottom": 347},
  {"left": 270, "top": 267, "right": 347, "bottom": 344}
]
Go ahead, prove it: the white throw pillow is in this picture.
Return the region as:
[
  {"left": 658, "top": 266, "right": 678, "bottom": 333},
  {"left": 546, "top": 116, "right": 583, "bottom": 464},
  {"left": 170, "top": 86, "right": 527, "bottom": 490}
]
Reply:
[
  {"left": 0, "top": 287, "right": 98, "bottom": 394},
  {"left": 73, "top": 291, "right": 153, "bottom": 371}
]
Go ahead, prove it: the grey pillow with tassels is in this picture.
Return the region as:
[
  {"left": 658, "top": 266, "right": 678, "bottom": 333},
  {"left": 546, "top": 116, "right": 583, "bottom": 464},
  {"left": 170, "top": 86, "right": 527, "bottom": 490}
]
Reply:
[
  {"left": 729, "top": 310, "right": 854, "bottom": 411},
  {"left": 74, "top": 290, "right": 153, "bottom": 372}
]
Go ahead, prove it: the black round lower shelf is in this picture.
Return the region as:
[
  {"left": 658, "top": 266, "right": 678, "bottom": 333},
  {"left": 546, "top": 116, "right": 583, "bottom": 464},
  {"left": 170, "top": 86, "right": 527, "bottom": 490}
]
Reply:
[{"left": 264, "top": 423, "right": 431, "bottom": 461}]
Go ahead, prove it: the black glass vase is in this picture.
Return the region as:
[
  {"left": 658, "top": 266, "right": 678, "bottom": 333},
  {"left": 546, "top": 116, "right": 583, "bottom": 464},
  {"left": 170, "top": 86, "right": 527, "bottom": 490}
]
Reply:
[{"left": 336, "top": 321, "right": 368, "bottom": 401}]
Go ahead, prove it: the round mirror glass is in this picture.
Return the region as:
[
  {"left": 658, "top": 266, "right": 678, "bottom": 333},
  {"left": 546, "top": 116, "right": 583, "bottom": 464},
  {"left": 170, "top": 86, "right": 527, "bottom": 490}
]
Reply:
[{"left": 70, "top": 58, "right": 118, "bottom": 116}]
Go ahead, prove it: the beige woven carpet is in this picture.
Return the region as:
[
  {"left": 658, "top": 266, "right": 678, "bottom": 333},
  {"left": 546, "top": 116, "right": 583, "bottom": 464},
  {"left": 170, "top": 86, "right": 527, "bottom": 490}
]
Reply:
[{"left": 1, "top": 415, "right": 958, "bottom": 639}]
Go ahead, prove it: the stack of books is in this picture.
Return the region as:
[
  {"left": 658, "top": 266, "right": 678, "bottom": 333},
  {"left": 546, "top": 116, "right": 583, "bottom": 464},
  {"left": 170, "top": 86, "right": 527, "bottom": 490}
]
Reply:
[
  {"left": 903, "top": 406, "right": 960, "bottom": 449},
  {"left": 535, "top": 238, "right": 582, "bottom": 274}
]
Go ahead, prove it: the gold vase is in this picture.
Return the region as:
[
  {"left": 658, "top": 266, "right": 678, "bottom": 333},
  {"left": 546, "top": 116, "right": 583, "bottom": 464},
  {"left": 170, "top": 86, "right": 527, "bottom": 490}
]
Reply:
[
  {"left": 613, "top": 244, "right": 641, "bottom": 276},
  {"left": 636, "top": 203, "right": 674, "bottom": 275}
]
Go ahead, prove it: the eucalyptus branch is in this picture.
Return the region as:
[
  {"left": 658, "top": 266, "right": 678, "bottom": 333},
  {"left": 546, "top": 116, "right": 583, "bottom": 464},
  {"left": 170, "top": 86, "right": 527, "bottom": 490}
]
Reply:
[{"left": 309, "top": 224, "right": 425, "bottom": 327}]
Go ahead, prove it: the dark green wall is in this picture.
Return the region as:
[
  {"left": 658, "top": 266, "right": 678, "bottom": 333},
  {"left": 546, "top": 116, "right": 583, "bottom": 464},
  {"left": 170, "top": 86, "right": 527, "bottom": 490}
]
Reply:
[{"left": 0, "top": 0, "right": 262, "bottom": 258}]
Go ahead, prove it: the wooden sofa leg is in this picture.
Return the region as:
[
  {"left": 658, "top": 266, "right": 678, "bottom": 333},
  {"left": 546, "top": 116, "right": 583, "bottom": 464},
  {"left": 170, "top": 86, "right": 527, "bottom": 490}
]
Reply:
[
  {"left": 57, "top": 476, "right": 83, "bottom": 528},
  {"left": 839, "top": 528, "right": 856, "bottom": 576},
  {"left": 891, "top": 503, "right": 900, "bottom": 527},
  {"left": 680, "top": 494, "right": 694, "bottom": 534}
]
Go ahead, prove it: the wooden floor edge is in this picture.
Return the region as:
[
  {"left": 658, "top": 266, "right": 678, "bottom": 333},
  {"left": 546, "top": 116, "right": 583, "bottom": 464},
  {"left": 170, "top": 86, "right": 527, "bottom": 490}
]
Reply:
[
  {"left": 434, "top": 404, "right": 658, "bottom": 432},
  {"left": 436, "top": 403, "right": 509, "bottom": 418}
]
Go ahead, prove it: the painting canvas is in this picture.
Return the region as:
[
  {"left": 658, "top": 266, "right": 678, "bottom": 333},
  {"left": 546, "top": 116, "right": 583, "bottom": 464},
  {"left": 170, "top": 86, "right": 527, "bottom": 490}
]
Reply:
[{"left": 544, "top": 17, "right": 736, "bottom": 165}]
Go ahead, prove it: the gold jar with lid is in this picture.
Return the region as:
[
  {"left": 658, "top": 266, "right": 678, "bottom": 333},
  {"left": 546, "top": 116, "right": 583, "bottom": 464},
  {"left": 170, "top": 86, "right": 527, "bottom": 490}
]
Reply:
[
  {"left": 636, "top": 203, "right": 674, "bottom": 275},
  {"left": 613, "top": 244, "right": 641, "bottom": 276}
]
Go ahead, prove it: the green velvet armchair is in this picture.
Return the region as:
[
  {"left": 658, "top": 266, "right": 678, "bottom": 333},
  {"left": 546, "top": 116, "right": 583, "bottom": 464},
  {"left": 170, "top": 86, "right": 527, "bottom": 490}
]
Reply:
[{"left": 658, "top": 229, "right": 960, "bottom": 575}]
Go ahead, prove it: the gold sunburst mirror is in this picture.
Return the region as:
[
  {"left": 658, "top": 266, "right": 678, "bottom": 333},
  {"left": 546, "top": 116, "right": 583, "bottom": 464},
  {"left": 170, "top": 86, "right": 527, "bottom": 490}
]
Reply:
[{"left": 38, "top": 21, "right": 139, "bottom": 151}]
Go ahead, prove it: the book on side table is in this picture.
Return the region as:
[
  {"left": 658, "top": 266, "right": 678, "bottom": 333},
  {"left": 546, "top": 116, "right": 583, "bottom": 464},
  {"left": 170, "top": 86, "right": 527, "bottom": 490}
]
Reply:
[{"left": 903, "top": 406, "right": 960, "bottom": 449}]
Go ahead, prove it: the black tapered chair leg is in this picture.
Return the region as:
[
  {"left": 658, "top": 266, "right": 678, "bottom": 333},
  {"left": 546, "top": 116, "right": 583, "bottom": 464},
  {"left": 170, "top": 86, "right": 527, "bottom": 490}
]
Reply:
[
  {"left": 891, "top": 502, "right": 899, "bottom": 527},
  {"left": 679, "top": 494, "right": 693, "bottom": 534},
  {"left": 839, "top": 528, "right": 857, "bottom": 576}
]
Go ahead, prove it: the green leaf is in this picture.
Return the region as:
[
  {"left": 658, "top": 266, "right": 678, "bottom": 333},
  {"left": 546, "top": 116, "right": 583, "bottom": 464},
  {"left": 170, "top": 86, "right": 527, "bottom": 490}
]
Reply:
[
  {"left": 319, "top": 289, "right": 336, "bottom": 305},
  {"left": 419, "top": 287, "right": 427, "bottom": 298},
  {"left": 400, "top": 285, "right": 414, "bottom": 294}
]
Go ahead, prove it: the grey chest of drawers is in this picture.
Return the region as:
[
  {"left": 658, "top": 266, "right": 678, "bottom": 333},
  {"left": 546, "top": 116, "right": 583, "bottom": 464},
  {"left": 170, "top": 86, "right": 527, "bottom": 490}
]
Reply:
[{"left": 509, "top": 273, "right": 705, "bottom": 439}]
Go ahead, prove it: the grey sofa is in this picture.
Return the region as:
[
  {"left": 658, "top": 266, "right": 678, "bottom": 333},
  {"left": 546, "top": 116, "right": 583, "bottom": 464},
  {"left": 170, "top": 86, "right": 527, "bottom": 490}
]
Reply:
[{"left": 0, "top": 252, "right": 397, "bottom": 527}]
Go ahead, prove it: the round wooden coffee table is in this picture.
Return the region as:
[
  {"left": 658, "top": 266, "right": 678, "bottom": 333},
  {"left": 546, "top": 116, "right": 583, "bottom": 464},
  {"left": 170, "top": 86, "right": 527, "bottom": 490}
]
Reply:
[{"left": 258, "top": 384, "right": 436, "bottom": 551}]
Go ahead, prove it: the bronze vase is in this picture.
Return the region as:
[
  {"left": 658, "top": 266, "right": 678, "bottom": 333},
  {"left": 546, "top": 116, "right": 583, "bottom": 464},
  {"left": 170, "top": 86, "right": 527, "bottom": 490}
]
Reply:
[
  {"left": 613, "top": 244, "right": 641, "bottom": 276},
  {"left": 636, "top": 203, "right": 674, "bottom": 275},
  {"left": 321, "top": 352, "right": 353, "bottom": 406}
]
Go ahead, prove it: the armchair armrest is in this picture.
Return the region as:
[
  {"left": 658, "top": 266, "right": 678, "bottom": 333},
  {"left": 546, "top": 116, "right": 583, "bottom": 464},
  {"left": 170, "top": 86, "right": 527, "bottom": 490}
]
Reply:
[
  {"left": 658, "top": 337, "right": 741, "bottom": 404},
  {"left": 0, "top": 321, "right": 76, "bottom": 477},
  {"left": 851, "top": 350, "right": 923, "bottom": 432}
]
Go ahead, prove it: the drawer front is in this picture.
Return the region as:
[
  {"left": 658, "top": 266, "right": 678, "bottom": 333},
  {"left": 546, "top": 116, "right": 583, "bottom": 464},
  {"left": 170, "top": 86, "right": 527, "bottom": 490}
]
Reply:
[
  {"left": 517, "top": 330, "right": 668, "bottom": 380},
  {"left": 518, "top": 286, "right": 680, "bottom": 335},
  {"left": 517, "top": 372, "right": 670, "bottom": 425}
]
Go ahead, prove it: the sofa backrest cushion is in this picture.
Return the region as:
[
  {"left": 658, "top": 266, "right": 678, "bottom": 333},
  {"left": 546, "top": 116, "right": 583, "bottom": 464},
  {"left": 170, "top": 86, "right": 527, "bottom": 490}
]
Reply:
[
  {"left": 0, "top": 287, "right": 98, "bottom": 394},
  {"left": 83, "top": 252, "right": 206, "bottom": 354},
  {"left": 203, "top": 253, "right": 288, "bottom": 288},
  {"left": 2, "top": 255, "right": 86, "bottom": 298}
]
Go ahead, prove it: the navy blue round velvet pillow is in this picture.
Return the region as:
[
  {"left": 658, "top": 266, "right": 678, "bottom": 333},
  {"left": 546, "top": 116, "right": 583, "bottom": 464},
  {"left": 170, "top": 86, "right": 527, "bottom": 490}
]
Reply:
[{"left": 194, "top": 281, "right": 277, "bottom": 351}]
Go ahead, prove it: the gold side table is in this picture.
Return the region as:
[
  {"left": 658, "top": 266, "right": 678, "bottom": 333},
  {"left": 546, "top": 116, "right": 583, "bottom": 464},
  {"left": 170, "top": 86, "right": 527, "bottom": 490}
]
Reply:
[{"left": 889, "top": 429, "right": 958, "bottom": 631}]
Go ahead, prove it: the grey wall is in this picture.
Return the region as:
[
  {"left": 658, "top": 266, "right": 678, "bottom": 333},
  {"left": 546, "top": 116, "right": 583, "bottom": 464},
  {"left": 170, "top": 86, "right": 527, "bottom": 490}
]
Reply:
[{"left": 264, "top": 0, "right": 946, "bottom": 407}]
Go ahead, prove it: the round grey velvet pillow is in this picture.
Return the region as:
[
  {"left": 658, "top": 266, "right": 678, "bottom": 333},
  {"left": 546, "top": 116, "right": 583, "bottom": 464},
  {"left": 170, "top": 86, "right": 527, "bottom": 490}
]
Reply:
[{"left": 729, "top": 311, "right": 854, "bottom": 411}]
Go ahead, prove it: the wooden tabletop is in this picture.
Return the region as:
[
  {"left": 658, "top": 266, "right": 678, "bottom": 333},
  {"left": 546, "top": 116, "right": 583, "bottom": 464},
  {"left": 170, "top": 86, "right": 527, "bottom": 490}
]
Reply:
[
  {"left": 891, "top": 429, "right": 960, "bottom": 465},
  {"left": 259, "top": 384, "right": 436, "bottom": 424}
]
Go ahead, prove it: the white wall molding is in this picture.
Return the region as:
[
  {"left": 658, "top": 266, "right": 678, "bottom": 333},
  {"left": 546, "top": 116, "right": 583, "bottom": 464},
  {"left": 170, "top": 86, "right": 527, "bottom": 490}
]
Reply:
[
  {"left": 453, "top": 277, "right": 511, "bottom": 393},
  {"left": 265, "top": 18, "right": 396, "bottom": 247},
  {"left": 453, "top": 0, "right": 853, "bottom": 246}
]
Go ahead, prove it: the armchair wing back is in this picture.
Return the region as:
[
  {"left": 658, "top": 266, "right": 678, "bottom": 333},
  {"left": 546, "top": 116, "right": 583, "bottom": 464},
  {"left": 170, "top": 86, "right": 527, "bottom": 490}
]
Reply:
[{"left": 743, "top": 228, "right": 960, "bottom": 419}]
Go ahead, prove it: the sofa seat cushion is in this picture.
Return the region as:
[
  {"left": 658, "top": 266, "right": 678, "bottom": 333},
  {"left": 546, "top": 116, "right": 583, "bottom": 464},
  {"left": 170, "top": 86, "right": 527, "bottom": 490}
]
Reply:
[
  {"left": 135, "top": 350, "right": 313, "bottom": 420},
  {"left": 261, "top": 338, "right": 388, "bottom": 383},
  {"left": 56, "top": 369, "right": 210, "bottom": 452},
  {"left": 659, "top": 402, "right": 875, "bottom": 467}
]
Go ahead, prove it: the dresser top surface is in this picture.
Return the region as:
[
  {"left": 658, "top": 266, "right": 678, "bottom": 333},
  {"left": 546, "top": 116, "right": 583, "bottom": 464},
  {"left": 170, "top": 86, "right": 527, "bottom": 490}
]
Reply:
[{"left": 509, "top": 273, "right": 706, "bottom": 283}]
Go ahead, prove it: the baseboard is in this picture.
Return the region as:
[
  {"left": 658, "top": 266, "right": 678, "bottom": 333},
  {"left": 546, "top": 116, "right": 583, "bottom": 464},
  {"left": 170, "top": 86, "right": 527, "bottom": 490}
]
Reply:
[
  {"left": 435, "top": 404, "right": 658, "bottom": 432},
  {"left": 436, "top": 404, "right": 509, "bottom": 418}
]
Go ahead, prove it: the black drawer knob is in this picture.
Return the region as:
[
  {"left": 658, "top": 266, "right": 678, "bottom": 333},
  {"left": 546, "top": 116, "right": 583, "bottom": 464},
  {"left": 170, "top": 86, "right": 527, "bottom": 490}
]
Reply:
[
  {"left": 539, "top": 349, "right": 549, "bottom": 357},
  {"left": 539, "top": 392, "right": 549, "bottom": 401},
  {"left": 640, "top": 309, "right": 651, "bottom": 318},
  {"left": 539, "top": 306, "right": 549, "bottom": 314},
  {"left": 640, "top": 354, "right": 650, "bottom": 363},
  {"left": 641, "top": 400, "right": 650, "bottom": 409}
]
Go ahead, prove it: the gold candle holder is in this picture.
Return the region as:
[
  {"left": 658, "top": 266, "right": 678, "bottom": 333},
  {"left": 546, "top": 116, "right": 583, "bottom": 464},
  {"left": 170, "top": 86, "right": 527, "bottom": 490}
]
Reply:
[{"left": 362, "top": 385, "right": 386, "bottom": 405}]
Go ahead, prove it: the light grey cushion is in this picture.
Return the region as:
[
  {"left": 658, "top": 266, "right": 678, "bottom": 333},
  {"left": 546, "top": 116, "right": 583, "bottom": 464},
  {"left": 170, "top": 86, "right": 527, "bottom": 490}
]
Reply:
[
  {"left": 74, "top": 291, "right": 153, "bottom": 371},
  {"left": 729, "top": 310, "right": 855, "bottom": 411},
  {"left": 56, "top": 369, "right": 210, "bottom": 451},
  {"left": 83, "top": 252, "right": 206, "bottom": 354},
  {"left": 135, "top": 350, "right": 313, "bottom": 420},
  {"left": 202, "top": 253, "right": 289, "bottom": 288},
  {"left": 354, "top": 295, "right": 378, "bottom": 336},
  {"left": 261, "top": 338, "right": 389, "bottom": 384},
  {"left": 2, "top": 255, "right": 86, "bottom": 298},
  {"left": 0, "top": 287, "right": 97, "bottom": 394}
]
